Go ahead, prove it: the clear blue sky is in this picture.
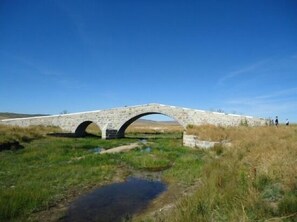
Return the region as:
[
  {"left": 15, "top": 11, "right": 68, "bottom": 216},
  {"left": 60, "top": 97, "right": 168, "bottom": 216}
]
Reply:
[{"left": 1, "top": 0, "right": 297, "bottom": 123}]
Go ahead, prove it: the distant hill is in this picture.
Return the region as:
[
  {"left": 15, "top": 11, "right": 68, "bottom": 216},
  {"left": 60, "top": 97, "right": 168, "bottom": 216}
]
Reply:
[{"left": 0, "top": 112, "right": 48, "bottom": 120}]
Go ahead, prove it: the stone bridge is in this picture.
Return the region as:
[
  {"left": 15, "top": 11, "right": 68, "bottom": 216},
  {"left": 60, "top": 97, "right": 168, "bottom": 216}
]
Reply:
[{"left": 1, "top": 103, "right": 266, "bottom": 139}]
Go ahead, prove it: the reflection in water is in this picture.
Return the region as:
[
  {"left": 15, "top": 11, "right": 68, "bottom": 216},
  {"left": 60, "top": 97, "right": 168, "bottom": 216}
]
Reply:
[
  {"left": 88, "top": 147, "right": 104, "bottom": 154},
  {"left": 139, "top": 139, "right": 148, "bottom": 144},
  {"left": 64, "top": 177, "right": 166, "bottom": 222},
  {"left": 141, "top": 147, "right": 152, "bottom": 153}
]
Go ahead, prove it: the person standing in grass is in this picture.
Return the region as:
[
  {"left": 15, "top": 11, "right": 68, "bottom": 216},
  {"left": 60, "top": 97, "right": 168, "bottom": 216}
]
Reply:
[
  {"left": 286, "top": 119, "right": 289, "bottom": 126},
  {"left": 275, "top": 116, "right": 279, "bottom": 127}
]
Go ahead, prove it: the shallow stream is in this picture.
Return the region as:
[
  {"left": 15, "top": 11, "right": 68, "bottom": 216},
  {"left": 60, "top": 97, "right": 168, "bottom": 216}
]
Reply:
[{"left": 64, "top": 177, "right": 166, "bottom": 222}]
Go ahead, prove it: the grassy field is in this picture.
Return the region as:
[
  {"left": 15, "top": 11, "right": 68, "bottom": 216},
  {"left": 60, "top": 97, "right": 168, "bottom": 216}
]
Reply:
[
  {"left": 0, "top": 123, "right": 296, "bottom": 221},
  {"left": 165, "top": 124, "right": 297, "bottom": 222},
  {"left": 0, "top": 124, "right": 201, "bottom": 221}
]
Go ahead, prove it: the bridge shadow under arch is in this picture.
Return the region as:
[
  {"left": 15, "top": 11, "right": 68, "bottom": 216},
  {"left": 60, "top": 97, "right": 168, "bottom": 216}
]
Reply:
[
  {"left": 75, "top": 121, "right": 101, "bottom": 138},
  {"left": 117, "top": 112, "right": 184, "bottom": 139}
]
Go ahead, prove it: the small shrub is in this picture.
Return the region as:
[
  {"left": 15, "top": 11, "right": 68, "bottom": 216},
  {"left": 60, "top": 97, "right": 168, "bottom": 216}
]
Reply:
[
  {"left": 261, "top": 183, "right": 283, "bottom": 201},
  {"left": 187, "top": 124, "right": 194, "bottom": 129},
  {"left": 240, "top": 118, "right": 248, "bottom": 127},
  {"left": 213, "top": 144, "right": 223, "bottom": 156},
  {"left": 278, "top": 193, "right": 297, "bottom": 215},
  {"left": 195, "top": 201, "right": 209, "bottom": 216},
  {"left": 21, "top": 135, "right": 33, "bottom": 143},
  {"left": 253, "top": 174, "right": 272, "bottom": 192}
]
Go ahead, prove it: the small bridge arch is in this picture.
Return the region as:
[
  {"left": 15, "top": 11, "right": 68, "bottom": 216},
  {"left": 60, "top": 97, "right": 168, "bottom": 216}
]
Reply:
[{"left": 74, "top": 120, "right": 101, "bottom": 137}]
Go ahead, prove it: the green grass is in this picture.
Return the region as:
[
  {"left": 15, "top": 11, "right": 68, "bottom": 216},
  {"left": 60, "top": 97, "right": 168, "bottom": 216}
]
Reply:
[
  {"left": 0, "top": 126, "right": 203, "bottom": 221},
  {"left": 159, "top": 125, "right": 297, "bottom": 222},
  {"left": 1, "top": 124, "right": 296, "bottom": 221},
  {"left": 0, "top": 125, "right": 61, "bottom": 144},
  {"left": 0, "top": 135, "right": 138, "bottom": 221}
]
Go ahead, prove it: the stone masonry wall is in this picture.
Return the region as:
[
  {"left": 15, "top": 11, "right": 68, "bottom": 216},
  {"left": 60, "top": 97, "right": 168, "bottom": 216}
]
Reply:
[
  {"left": 183, "top": 133, "right": 231, "bottom": 149},
  {"left": 183, "top": 133, "right": 219, "bottom": 149},
  {"left": 1, "top": 103, "right": 267, "bottom": 139}
]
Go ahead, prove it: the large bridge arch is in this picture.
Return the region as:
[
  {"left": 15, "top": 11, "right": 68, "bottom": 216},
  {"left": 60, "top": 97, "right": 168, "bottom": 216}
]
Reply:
[{"left": 115, "top": 111, "right": 187, "bottom": 138}]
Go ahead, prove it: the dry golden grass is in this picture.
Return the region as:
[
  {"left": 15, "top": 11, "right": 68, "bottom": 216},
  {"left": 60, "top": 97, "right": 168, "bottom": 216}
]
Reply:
[
  {"left": 126, "top": 121, "right": 183, "bottom": 134},
  {"left": 0, "top": 124, "right": 61, "bottom": 143},
  {"left": 232, "top": 126, "right": 297, "bottom": 191},
  {"left": 164, "top": 124, "right": 297, "bottom": 221},
  {"left": 186, "top": 124, "right": 297, "bottom": 189},
  {"left": 187, "top": 124, "right": 230, "bottom": 141},
  {"left": 85, "top": 123, "right": 101, "bottom": 136}
]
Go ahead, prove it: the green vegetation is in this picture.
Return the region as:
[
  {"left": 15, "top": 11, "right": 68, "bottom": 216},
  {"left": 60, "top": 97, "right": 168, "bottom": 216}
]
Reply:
[
  {"left": 0, "top": 124, "right": 296, "bottom": 221},
  {"left": 0, "top": 125, "right": 201, "bottom": 221},
  {"left": 163, "top": 125, "right": 297, "bottom": 222},
  {"left": 0, "top": 125, "right": 60, "bottom": 144}
]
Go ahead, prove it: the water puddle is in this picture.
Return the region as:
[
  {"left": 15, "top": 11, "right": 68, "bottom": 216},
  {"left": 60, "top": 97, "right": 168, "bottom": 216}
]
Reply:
[
  {"left": 89, "top": 147, "right": 105, "bottom": 154},
  {"left": 139, "top": 139, "right": 148, "bottom": 144},
  {"left": 64, "top": 177, "right": 166, "bottom": 222},
  {"left": 140, "top": 147, "right": 152, "bottom": 153}
]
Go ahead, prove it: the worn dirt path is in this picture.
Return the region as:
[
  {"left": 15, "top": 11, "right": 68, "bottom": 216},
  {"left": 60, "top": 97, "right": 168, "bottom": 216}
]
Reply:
[{"left": 100, "top": 142, "right": 140, "bottom": 154}]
